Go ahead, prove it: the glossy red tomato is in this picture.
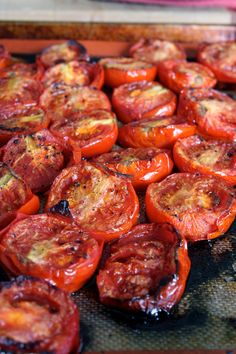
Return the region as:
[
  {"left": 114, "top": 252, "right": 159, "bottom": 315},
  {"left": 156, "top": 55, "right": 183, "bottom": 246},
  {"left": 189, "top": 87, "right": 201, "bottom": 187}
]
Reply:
[
  {"left": 40, "top": 84, "right": 111, "bottom": 121},
  {"left": 178, "top": 88, "right": 236, "bottom": 141},
  {"left": 42, "top": 60, "right": 104, "bottom": 89},
  {"left": 38, "top": 39, "right": 89, "bottom": 68},
  {"left": 112, "top": 81, "right": 176, "bottom": 123},
  {"left": 0, "top": 106, "right": 49, "bottom": 146},
  {"left": 99, "top": 57, "right": 157, "bottom": 88},
  {"left": 0, "top": 163, "right": 39, "bottom": 230},
  {"left": 173, "top": 135, "right": 236, "bottom": 186},
  {"left": 129, "top": 39, "right": 186, "bottom": 67},
  {"left": 50, "top": 109, "right": 118, "bottom": 158},
  {"left": 46, "top": 161, "right": 139, "bottom": 242},
  {"left": 198, "top": 42, "right": 236, "bottom": 83},
  {"left": 118, "top": 116, "right": 196, "bottom": 149},
  {"left": 97, "top": 223, "right": 190, "bottom": 314},
  {"left": 146, "top": 173, "right": 236, "bottom": 242},
  {"left": 0, "top": 213, "right": 104, "bottom": 292},
  {"left": 93, "top": 147, "right": 173, "bottom": 190},
  {"left": 2, "top": 129, "right": 68, "bottom": 193},
  {"left": 0, "top": 276, "right": 79, "bottom": 353},
  {"left": 158, "top": 60, "right": 216, "bottom": 93}
]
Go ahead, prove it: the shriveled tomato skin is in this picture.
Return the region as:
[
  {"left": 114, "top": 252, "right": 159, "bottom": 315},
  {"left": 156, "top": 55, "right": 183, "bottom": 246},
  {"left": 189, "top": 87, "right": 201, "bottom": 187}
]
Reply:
[
  {"left": 2, "top": 129, "right": 66, "bottom": 193},
  {"left": 158, "top": 60, "right": 216, "bottom": 93},
  {"left": 97, "top": 223, "right": 190, "bottom": 314},
  {"left": 146, "top": 173, "right": 236, "bottom": 242},
  {"left": 173, "top": 135, "right": 236, "bottom": 186},
  {"left": 112, "top": 81, "right": 176, "bottom": 123},
  {"left": 178, "top": 88, "right": 236, "bottom": 142},
  {"left": 118, "top": 116, "right": 196, "bottom": 149},
  {"left": 100, "top": 57, "right": 157, "bottom": 88},
  {"left": 198, "top": 42, "right": 236, "bottom": 83},
  {"left": 46, "top": 161, "right": 139, "bottom": 242},
  {"left": 0, "top": 275, "right": 79, "bottom": 353},
  {"left": 0, "top": 213, "right": 104, "bottom": 292},
  {"left": 93, "top": 147, "right": 173, "bottom": 190}
]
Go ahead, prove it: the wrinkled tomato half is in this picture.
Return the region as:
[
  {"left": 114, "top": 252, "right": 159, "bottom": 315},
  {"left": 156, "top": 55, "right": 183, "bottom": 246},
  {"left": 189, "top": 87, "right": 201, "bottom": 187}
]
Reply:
[
  {"left": 118, "top": 115, "right": 196, "bottom": 149},
  {"left": 93, "top": 147, "right": 173, "bottom": 190},
  {"left": 40, "top": 84, "right": 111, "bottom": 121},
  {"left": 97, "top": 223, "right": 190, "bottom": 314},
  {"left": 0, "top": 106, "right": 49, "bottom": 146},
  {"left": 38, "top": 39, "right": 88, "bottom": 68},
  {"left": 46, "top": 161, "right": 139, "bottom": 242},
  {"left": 0, "top": 163, "right": 39, "bottom": 230},
  {"left": 198, "top": 42, "right": 236, "bottom": 83},
  {"left": 112, "top": 80, "right": 176, "bottom": 123},
  {"left": 0, "top": 213, "right": 104, "bottom": 292},
  {"left": 2, "top": 129, "right": 68, "bottom": 193},
  {"left": 178, "top": 88, "right": 236, "bottom": 141},
  {"left": 42, "top": 60, "right": 104, "bottom": 89},
  {"left": 146, "top": 173, "right": 236, "bottom": 242},
  {"left": 0, "top": 62, "right": 44, "bottom": 81},
  {"left": 129, "top": 39, "right": 186, "bottom": 67},
  {"left": 173, "top": 135, "right": 236, "bottom": 186},
  {"left": 99, "top": 57, "right": 157, "bottom": 88},
  {"left": 50, "top": 109, "right": 118, "bottom": 158},
  {"left": 0, "top": 276, "right": 79, "bottom": 353},
  {"left": 158, "top": 60, "right": 216, "bottom": 93}
]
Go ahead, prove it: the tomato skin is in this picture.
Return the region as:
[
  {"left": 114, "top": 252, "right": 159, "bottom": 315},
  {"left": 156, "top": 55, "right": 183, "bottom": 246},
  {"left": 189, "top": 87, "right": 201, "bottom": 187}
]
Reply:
[
  {"left": 158, "top": 60, "right": 216, "bottom": 93},
  {"left": 46, "top": 161, "right": 139, "bottom": 242},
  {"left": 178, "top": 88, "right": 236, "bottom": 142},
  {"left": 118, "top": 116, "right": 196, "bottom": 149},
  {"left": 146, "top": 173, "right": 236, "bottom": 242},
  {"left": 0, "top": 106, "right": 50, "bottom": 146},
  {"left": 50, "top": 109, "right": 118, "bottom": 158},
  {"left": 198, "top": 42, "right": 236, "bottom": 83},
  {"left": 0, "top": 213, "right": 104, "bottom": 292},
  {"left": 38, "top": 39, "right": 89, "bottom": 68},
  {"left": 1, "top": 129, "right": 67, "bottom": 193},
  {"left": 42, "top": 61, "right": 104, "bottom": 89},
  {"left": 93, "top": 147, "right": 173, "bottom": 190},
  {"left": 0, "top": 275, "right": 79, "bottom": 353},
  {"left": 97, "top": 223, "right": 190, "bottom": 314},
  {"left": 0, "top": 45, "right": 12, "bottom": 70},
  {"left": 112, "top": 81, "right": 176, "bottom": 123},
  {"left": 0, "top": 163, "right": 39, "bottom": 230},
  {"left": 129, "top": 39, "right": 186, "bottom": 67},
  {"left": 173, "top": 135, "right": 236, "bottom": 186},
  {"left": 100, "top": 57, "right": 157, "bottom": 88}
]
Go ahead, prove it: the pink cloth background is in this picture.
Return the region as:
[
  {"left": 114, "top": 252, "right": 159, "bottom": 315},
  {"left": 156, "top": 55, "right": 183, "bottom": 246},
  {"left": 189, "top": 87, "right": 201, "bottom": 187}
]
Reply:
[{"left": 113, "top": 0, "right": 236, "bottom": 8}]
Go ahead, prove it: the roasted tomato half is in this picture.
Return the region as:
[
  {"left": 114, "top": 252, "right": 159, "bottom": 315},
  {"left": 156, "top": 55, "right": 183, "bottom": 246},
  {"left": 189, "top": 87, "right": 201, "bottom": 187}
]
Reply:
[
  {"left": 112, "top": 81, "right": 176, "bottom": 123},
  {"left": 0, "top": 45, "right": 12, "bottom": 70},
  {"left": 146, "top": 173, "right": 236, "bottom": 242},
  {"left": 1, "top": 129, "right": 68, "bottom": 193},
  {"left": 173, "top": 135, "right": 236, "bottom": 186},
  {"left": 0, "top": 62, "right": 43, "bottom": 81},
  {"left": 99, "top": 57, "right": 157, "bottom": 88},
  {"left": 178, "top": 88, "right": 236, "bottom": 141},
  {"left": 40, "top": 84, "right": 111, "bottom": 120},
  {"left": 0, "top": 276, "right": 79, "bottom": 353},
  {"left": 0, "top": 106, "right": 49, "bottom": 146},
  {"left": 129, "top": 39, "right": 186, "bottom": 67},
  {"left": 38, "top": 39, "right": 88, "bottom": 68},
  {"left": 198, "top": 42, "right": 236, "bottom": 83},
  {"left": 42, "top": 61, "right": 104, "bottom": 89},
  {"left": 0, "top": 213, "right": 104, "bottom": 292},
  {"left": 97, "top": 223, "right": 190, "bottom": 315},
  {"left": 0, "top": 163, "right": 39, "bottom": 230},
  {"left": 118, "top": 116, "right": 196, "bottom": 149},
  {"left": 158, "top": 60, "right": 216, "bottom": 93},
  {"left": 46, "top": 161, "right": 139, "bottom": 242},
  {"left": 50, "top": 109, "right": 118, "bottom": 158},
  {"left": 93, "top": 147, "right": 173, "bottom": 190}
]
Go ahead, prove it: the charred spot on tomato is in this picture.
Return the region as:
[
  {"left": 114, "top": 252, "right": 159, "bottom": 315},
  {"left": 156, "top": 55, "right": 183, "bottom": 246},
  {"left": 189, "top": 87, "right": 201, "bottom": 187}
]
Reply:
[{"left": 48, "top": 199, "right": 72, "bottom": 218}]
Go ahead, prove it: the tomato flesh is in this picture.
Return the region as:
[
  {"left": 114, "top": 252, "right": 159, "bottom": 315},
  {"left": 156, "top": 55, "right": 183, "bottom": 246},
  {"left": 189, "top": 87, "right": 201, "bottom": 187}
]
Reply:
[{"left": 97, "top": 223, "right": 190, "bottom": 314}]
